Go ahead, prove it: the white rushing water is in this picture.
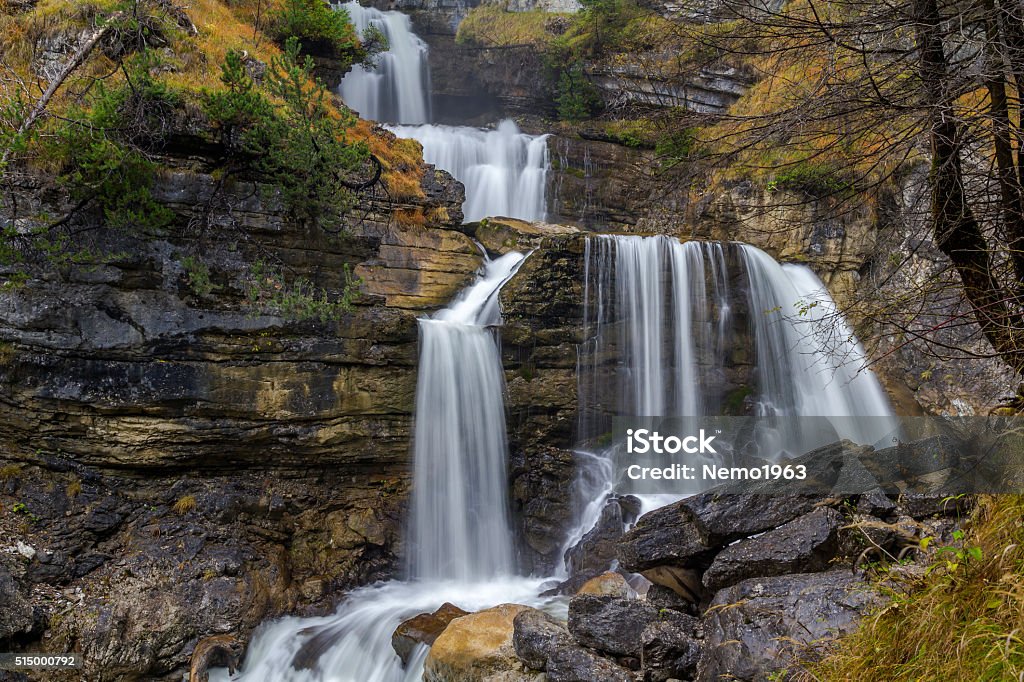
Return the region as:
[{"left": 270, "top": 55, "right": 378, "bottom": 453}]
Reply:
[
  {"left": 338, "top": 2, "right": 431, "bottom": 124},
  {"left": 570, "top": 234, "right": 898, "bottom": 533},
  {"left": 216, "top": 254, "right": 539, "bottom": 681},
  {"left": 579, "top": 235, "right": 894, "bottom": 433},
  {"left": 338, "top": 2, "right": 549, "bottom": 222},
  {"left": 388, "top": 121, "right": 550, "bottom": 223},
  {"left": 408, "top": 251, "right": 523, "bottom": 580}
]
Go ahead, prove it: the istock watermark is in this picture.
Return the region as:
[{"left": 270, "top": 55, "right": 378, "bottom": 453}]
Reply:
[
  {"left": 626, "top": 428, "right": 718, "bottom": 455},
  {"left": 602, "top": 415, "right": 1024, "bottom": 495}
]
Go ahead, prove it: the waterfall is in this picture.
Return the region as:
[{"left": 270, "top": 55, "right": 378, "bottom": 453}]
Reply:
[
  {"left": 578, "top": 235, "right": 733, "bottom": 437},
  {"left": 339, "top": 2, "right": 549, "bottom": 222},
  {"left": 565, "top": 235, "right": 897, "bottom": 558},
  {"left": 579, "top": 235, "right": 894, "bottom": 433},
  {"left": 388, "top": 121, "right": 550, "bottom": 223},
  {"left": 337, "top": 2, "right": 431, "bottom": 125},
  {"left": 737, "top": 244, "right": 895, "bottom": 446},
  {"left": 406, "top": 252, "right": 523, "bottom": 580},
  {"left": 216, "top": 254, "right": 540, "bottom": 682}
]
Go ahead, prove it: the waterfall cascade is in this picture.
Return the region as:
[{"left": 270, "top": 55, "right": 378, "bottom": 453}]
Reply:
[
  {"left": 569, "top": 234, "right": 896, "bottom": 535},
  {"left": 217, "top": 253, "right": 546, "bottom": 682},
  {"left": 223, "top": 3, "right": 901, "bottom": 676},
  {"left": 338, "top": 2, "right": 549, "bottom": 222},
  {"left": 407, "top": 252, "right": 522, "bottom": 581},
  {"left": 579, "top": 235, "right": 894, "bottom": 437},
  {"left": 388, "top": 121, "right": 550, "bottom": 223},
  {"left": 337, "top": 2, "right": 431, "bottom": 125}
]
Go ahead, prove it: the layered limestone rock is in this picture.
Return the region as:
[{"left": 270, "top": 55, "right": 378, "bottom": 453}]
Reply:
[{"left": 0, "top": 135, "right": 477, "bottom": 679}]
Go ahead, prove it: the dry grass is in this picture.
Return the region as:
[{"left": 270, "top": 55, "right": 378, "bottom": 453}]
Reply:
[
  {"left": 456, "top": 4, "right": 567, "bottom": 47},
  {"left": 65, "top": 477, "right": 82, "bottom": 498},
  {"left": 392, "top": 206, "right": 426, "bottom": 227},
  {"left": 1, "top": 0, "right": 429, "bottom": 203},
  {"left": 808, "top": 495, "right": 1024, "bottom": 681},
  {"left": 172, "top": 494, "right": 197, "bottom": 515},
  {"left": 0, "top": 463, "right": 22, "bottom": 481}
]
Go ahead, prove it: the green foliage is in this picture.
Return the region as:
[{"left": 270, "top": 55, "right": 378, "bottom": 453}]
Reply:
[
  {"left": 654, "top": 128, "right": 695, "bottom": 167},
  {"left": 205, "top": 39, "right": 370, "bottom": 234},
  {"left": 604, "top": 119, "right": 656, "bottom": 148},
  {"left": 180, "top": 255, "right": 213, "bottom": 297},
  {"left": 768, "top": 162, "right": 854, "bottom": 197},
  {"left": 810, "top": 495, "right": 1024, "bottom": 681},
  {"left": 53, "top": 53, "right": 179, "bottom": 233},
  {"left": 62, "top": 138, "right": 174, "bottom": 232},
  {"left": 244, "top": 260, "right": 359, "bottom": 323},
  {"left": 11, "top": 501, "right": 38, "bottom": 522},
  {"left": 555, "top": 62, "right": 602, "bottom": 121},
  {"left": 203, "top": 49, "right": 276, "bottom": 152},
  {"left": 267, "top": 0, "right": 364, "bottom": 61}
]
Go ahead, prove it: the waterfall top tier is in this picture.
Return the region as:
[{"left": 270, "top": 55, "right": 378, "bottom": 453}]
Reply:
[
  {"left": 389, "top": 121, "right": 550, "bottom": 223},
  {"left": 338, "top": 1, "right": 431, "bottom": 124}
]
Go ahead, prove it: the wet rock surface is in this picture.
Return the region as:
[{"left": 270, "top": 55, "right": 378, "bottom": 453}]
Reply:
[
  {"left": 512, "top": 607, "right": 634, "bottom": 682},
  {"left": 568, "top": 594, "right": 697, "bottom": 658},
  {"left": 698, "top": 571, "right": 883, "bottom": 682},
  {"left": 0, "top": 458, "right": 408, "bottom": 680},
  {"left": 641, "top": 619, "right": 702, "bottom": 682},
  {"left": 702, "top": 506, "right": 842, "bottom": 591},
  {"left": 425, "top": 603, "right": 543, "bottom": 682},
  {"left": 393, "top": 602, "right": 470, "bottom": 665},
  {"left": 564, "top": 495, "right": 641, "bottom": 580}
]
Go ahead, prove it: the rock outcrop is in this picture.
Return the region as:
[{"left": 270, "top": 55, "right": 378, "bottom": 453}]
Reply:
[
  {"left": 0, "top": 117, "right": 476, "bottom": 679},
  {"left": 425, "top": 603, "right": 543, "bottom": 682}
]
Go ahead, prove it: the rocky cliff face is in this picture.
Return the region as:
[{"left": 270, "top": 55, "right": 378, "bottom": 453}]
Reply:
[{"left": 0, "top": 142, "right": 482, "bottom": 678}]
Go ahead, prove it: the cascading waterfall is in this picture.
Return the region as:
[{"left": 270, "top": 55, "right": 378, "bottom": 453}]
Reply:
[
  {"left": 579, "top": 235, "right": 894, "bottom": 435},
  {"left": 338, "top": 2, "right": 549, "bottom": 222},
  {"left": 215, "top": 253, "right": 549, "bottom": 682},
  {"left": 407, "top": 252, "right": 522, "bottom": 581},
  {"left": 565, "top": 234, "right": 897, "bottom": 558},
  {"left": 337, "top": 2, "right": 431, "bottom": 125},
  {"left": 388, "top": 121, "right": 550, "bottom": 223}
]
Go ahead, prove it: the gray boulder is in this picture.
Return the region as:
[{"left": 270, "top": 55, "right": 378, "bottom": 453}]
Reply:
[
  {"left": 617, "top": 505, "right": 716, "bottom": 572},
  {"left": 698, "top": 571, "right": 882, "bottom": 681},
  {"left": 547, "top": 645, "right": 635, "bottom": 682},
  {"left": 641, "top": 619, "right": 701, "bottom": 682},
  {"left": 702, "top": 506, "right": 842, "bottom": 590},
  {"left": 681, "top": 493, "right": 820, "bottom": 545},
  {"left": 513, "top": 608, "right": 569, "bottom": 670},
  {"left": 565, "top": 496, "right": 641, "bottom": 579},
  {"left": 512, "top": 608, "right": 633, "bottom": 682},
  {"left": 568, "top": 594, "right": 696, "bottom": 658}
]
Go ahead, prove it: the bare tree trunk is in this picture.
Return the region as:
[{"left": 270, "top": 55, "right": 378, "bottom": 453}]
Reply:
[
  {"left": 983, "top": 0, "right": 1024, "bottom": 284},
  {"left": 914, "top": 0, "right": 1024, "bottom": 373},
  {"left": 0, "top": 13, "right": 121, "bottom": 168}
]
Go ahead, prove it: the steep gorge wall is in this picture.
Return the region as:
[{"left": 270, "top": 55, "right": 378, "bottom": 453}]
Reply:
[{"left": 0, "top": 146, "right": 485, "bottom": 677}]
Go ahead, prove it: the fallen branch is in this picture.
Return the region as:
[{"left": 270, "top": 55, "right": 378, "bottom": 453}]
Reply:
[{"left": 1, "top": 12, "right": 123, "bottom": 168}]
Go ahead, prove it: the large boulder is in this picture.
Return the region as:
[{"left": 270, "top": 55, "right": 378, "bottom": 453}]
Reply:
[
  {"left": 641, "top": 619, "right": 702, "bottom": 682},
  {"left": 568, "top": 594, "right": 697, "bottom": 658},
  {"left": 512, "top": 608, "right": 569, "bottom": 670},
  {"left": 393, "top": 602, "right": 469, "bottom": 665},
  {"left": 546, "top": 645, "right": 635, "bottom": 682},
  {"left": 0, "top": 565, "right": 35, "bottom": 641},
  {"left": 512, "top": 608, "right": 633, "bottom": 682},
  {"left": 680, "top": 493, "right": 821, "bottom": 545},
  {"left": 424, "top": 603, "right": 543, "bottom": 682},
  {"left": 564, "top": 496, "right": 641, "bottom": 579},
  {"left": 576, "top": 571, "right": 631, "bottom": 598},
  {"left": 617, "top": 505, "right": 716, "bottom": 573},
  {"left": 698, "top": 571, "right": 883, "bottom": 681},
  {"left": 702, "top": 506, "right": 843, "bottom": 590}
]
